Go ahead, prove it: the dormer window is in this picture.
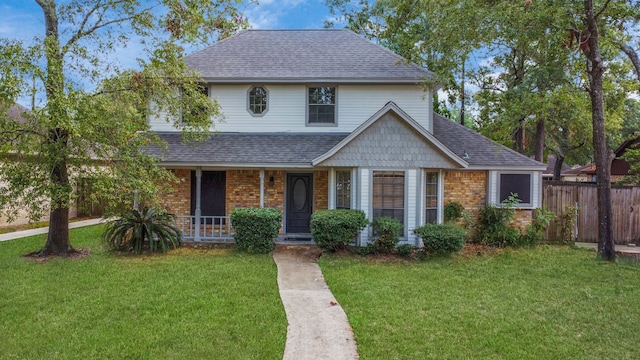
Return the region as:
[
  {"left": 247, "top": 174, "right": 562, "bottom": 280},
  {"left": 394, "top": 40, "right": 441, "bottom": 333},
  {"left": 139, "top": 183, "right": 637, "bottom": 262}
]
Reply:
[
  {"left": 308, "top": 86, "right": 336, "bottom": 125},
  {"left": 248, "top": 86, "right": 268, "bottom": 116}
]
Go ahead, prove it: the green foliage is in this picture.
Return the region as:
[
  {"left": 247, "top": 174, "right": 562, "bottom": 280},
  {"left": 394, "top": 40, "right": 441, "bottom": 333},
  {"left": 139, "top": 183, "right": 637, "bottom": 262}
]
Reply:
[
  {"left": 414, "top": 223, "right": 467, "bottom": 256},
  {"left": 395, "top": 243, "right": 415, "bottom": 257},
  {"left": 558, "top": 205, "right": 579, "bottom": 243},
  {"left": 230, "top": 208, "right": 281, "bottom": 254},
  {"left": 0, "top": 0, "right": 247, "bottom": 253},
  {"left": 371, "top": 216, "right": 403, "bottom": 254},
  {"left": 519, "top": 207, "right": 555, "bottom": 247},
  {"left": 310, "top": 209, "right": 368, "bottom": 252},
  {"left": 102, "top": 207, "right": 182, "bottom": 254},
  {"left": 443, "top": 202, "right": 465, "bottom": 223},
  {"left": 473, "top": 195, "right": 519, "bottom": 247}
]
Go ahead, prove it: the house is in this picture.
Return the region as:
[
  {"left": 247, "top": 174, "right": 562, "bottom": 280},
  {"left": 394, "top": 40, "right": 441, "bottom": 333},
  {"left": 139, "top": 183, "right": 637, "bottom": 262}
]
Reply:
[
  {"left": 147, "top": 29, "right": 545, "bottom": 245},
  {"left": 580, "top": 137, "right": 640, "bottom": 183}
]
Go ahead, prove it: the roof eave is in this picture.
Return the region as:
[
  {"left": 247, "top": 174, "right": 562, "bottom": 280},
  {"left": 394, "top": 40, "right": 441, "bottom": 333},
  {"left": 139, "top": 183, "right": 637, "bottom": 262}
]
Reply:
[
  {"left": 157, "top": 161, "right": 314, "bottom": 169},
  {"left": 199, "top": 77, "right": 432, "bottom": 85}
]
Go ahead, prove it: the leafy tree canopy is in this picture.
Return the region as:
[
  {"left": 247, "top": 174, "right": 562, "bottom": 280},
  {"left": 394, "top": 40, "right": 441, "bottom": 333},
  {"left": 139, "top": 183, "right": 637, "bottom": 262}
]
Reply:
[{"left": 0, "top": 0, "right": 247, "bottom": 256}]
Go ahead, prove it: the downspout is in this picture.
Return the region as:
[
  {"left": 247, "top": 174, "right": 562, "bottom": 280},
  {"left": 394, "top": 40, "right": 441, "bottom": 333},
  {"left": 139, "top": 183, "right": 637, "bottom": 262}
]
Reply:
[{"left": 260, "top": 169, "right": 265, "bottom": 208}]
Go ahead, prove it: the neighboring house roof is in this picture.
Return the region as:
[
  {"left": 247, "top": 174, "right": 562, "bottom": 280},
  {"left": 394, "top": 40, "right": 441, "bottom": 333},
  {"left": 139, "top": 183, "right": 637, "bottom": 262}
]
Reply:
[
  {"left": 4, "top": 103, "right": 28, "bottom": 123},
  {"left": 432, "top": 113, "right": 545, "bottom": 169},
  {"left": 581, "top": 136, "right": 640, "bottom": 176},
  {"left": 185, "top": 29, "right": 433, "bottom": 84},
  {"left": 147, "top": 132, "right": 349, "bottom": 168},
  {"left": 542, "top": 154, "right": 573, "bottom": 178}
]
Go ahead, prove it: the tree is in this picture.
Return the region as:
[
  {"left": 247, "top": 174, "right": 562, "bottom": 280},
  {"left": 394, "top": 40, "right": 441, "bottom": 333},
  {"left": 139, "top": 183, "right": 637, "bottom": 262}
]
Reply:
[{"left": 0, "top": 0, "right": 246, "bottom": 257}]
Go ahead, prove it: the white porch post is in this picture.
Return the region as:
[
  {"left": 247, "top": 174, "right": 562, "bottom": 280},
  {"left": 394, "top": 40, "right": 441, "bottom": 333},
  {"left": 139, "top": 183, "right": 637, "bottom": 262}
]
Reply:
[
  {"left": 328, "top": 168, "right": 335, "bottom": 209},
  {"left": 195, "top": 167, "right": 202, "bottom": 242},
  {"left": 260, "top": 169, "right": 265, "bottom": 208}
]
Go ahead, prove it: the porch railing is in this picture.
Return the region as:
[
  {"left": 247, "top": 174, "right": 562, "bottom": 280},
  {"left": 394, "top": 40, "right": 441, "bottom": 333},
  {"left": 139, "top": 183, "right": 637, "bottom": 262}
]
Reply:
[{"left": 176, "top": 215, "right": 233, "bottom": 242}]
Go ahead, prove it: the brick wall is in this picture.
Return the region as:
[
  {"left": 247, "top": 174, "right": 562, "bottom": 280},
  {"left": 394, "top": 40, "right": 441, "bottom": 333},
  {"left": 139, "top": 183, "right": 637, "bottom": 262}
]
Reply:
[
  {"left": 160, "top": 169, "right": 191, "bottom": 216},
  {"left": 314, "top": 170, "right": 329, "bottom": 211},
  {"left": 444, "top": 170, "right": 487, "bottom": 219},
  {"left": 227, "top": 170, "right": 261, "bottom": 213}
]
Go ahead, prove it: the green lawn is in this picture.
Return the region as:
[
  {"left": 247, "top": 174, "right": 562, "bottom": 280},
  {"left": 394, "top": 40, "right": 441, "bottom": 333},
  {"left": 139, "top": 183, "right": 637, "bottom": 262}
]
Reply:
[
  {"left": 0, "top": 226, "right": 286, "bottom": 359},
  {"left": 319, "top": 246, "right": 640, "bottom": 360}
]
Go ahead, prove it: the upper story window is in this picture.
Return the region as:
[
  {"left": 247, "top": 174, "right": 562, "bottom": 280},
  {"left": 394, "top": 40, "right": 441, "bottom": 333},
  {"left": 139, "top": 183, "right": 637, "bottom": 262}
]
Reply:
[
  {"left": 248, "top": 86, "right": 268, "bottom": 116},
  {"left": 308, "top": 86, "right": 336, "bottom": 124}
]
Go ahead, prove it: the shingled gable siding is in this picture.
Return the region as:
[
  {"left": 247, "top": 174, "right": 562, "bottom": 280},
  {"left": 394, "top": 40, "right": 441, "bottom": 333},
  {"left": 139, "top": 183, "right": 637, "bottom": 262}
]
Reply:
[{"left": 317, "top": 112, "right": 457, "bottom": 168}]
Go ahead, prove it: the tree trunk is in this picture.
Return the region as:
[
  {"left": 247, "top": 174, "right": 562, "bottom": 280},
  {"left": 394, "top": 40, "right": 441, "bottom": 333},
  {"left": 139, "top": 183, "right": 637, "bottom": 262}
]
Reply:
[
  {"left": 583, "top": 0, "right": 615, "bottom": 261},
  {"left": 534, "top": 119, "right": 545, "bottom": 161},
  {"left": 553, "top": 154, "right": 565, "bottom": 181},
  {"left": 31, "top": 0, "right": 74, "bottom": 256},
  {"left": 513, "top": 117, "right": 526, "bottom": 153}
]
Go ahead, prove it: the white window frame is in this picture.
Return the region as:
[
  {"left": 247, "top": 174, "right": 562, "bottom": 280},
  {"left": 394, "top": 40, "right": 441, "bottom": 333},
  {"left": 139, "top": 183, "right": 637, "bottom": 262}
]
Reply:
[
  {"left": 306, "top": 85, "right": 338, "bottom": 126},
  {"left": 490, "top": 171, "right": 540, "bottom": 209},
  {"left": 247, "top": 85, "right": 268, "bottom": 116}
]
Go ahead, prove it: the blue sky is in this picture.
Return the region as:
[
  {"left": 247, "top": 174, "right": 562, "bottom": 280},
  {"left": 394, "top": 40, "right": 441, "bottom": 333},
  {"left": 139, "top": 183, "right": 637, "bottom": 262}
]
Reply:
[
  {"left": 0, "top": 0, "right": 340, "bottom": 107},
  {"left": 0, "top": 0, "right": 338, "bottom": 42}
]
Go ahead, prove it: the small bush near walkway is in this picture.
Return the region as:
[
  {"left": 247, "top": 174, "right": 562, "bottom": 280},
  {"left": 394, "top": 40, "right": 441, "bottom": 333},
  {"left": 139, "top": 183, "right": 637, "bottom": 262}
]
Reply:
[
  {"left": 311, "top": 209, "right": 368, "bottom": 251},
  {"left": 231, "top": 208, "right": 281, "bottom": 253}
]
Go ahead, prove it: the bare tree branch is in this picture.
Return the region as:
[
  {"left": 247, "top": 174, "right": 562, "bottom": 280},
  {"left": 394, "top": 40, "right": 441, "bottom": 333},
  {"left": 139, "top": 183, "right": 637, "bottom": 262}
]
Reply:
[
  {"left": 618, "top": 42, "right": 640, "bottom": 83},
  {"left": 595, "top": 0, "right": 613, "bottom": 19}
]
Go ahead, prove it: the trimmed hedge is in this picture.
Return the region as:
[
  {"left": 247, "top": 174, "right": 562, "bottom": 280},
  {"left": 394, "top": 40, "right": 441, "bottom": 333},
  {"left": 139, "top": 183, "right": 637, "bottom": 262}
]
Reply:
[
  {"left": 371, "top": 216, "right": 403, "bottom": 254},
  {"left": 311, "top": 209, "right": 368, "bottom": 251},
  {"left": 230, "top": 208, "right": 282, "bottom": 253},
  {"left": 414, "top": 223, "right": 467, "bottom": 256}
]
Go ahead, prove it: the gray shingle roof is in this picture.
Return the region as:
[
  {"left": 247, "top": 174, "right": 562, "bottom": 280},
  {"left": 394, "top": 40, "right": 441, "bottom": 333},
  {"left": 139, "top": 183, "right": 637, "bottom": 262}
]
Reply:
[
  {"left": 432, "top": 113, "right": 545, "bottom": 168},
  {"left": 148, "top": 132, "right": 349, "bottom": 165},
  {"left": 185, "top": 29, "right": 432, "bottom": 83}
]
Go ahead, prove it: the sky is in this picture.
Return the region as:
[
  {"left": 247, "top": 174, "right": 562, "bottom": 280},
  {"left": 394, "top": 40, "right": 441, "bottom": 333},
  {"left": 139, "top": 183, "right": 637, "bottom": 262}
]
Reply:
[{"left": 0, "top": 0, "right": 342, "bottom": 107}]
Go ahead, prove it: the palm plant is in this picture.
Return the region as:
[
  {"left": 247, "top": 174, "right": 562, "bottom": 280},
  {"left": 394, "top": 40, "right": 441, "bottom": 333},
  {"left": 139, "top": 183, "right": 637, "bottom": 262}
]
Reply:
[{"left": 102, "top": 207, "right": 182, "bottom": 254}]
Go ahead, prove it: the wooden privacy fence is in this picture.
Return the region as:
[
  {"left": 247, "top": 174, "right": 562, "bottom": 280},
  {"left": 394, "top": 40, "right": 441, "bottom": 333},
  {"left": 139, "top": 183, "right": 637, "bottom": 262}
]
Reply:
[{"left": 543, "top": 181, "right": 640, "bottom": 244}]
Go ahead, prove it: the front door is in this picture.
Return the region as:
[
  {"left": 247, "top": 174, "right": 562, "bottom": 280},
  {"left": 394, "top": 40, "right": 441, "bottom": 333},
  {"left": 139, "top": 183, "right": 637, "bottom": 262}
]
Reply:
[{"left": 286, "top": 173, "right": 313, "bottom": 233}]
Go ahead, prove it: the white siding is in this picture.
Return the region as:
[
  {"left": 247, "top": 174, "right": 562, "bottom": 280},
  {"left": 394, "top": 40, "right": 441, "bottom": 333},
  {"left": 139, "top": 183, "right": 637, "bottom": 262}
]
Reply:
[
  {"left": 358, "top": 168, "right": 370, "bottom": 245},
  {"left": 148, "top": 84, "right": 432, "bottom": 133},
  {"left": 405, "top": 169, "right": 418, "bottom": 245}
]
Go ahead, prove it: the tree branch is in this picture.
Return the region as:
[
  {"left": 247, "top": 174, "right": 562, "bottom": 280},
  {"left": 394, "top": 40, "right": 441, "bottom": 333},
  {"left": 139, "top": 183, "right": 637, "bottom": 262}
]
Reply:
[
  {"left": 595, "top": 0, "right": 613, "bottom": 19},
  {"left": 62, "top": 1, "right": 152, "bottom": 55},
  {"left": 618, "top": 42, "right": 640, "bottom": 83}
]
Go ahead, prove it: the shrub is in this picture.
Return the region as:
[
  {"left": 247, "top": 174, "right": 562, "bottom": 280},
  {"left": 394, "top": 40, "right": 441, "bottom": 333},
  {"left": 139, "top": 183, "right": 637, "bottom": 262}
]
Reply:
[
  {"left": 414, "top": 223, "right": 466, "bottom": 256},
  {"left": 473, "top": 194, "right": 519, "bottom": 247},
  {"left": 444, "top": 202, "right": 465, "bottom": 223},
  {"left": 371, "top": 217, "right": 403, "bottom": 254},
  {"left": 230, "top": 208, "right": 281, "bottom": 253},
  {"left": 396, "top": 243, "right": 415, "bottom": 257},
  {"left": 102, "top": 207, "right": 182, "bottom": 254},
  {"left": 518, "top": 207, "right": 555, "bottom": 247},
  {"left": 311, "top": 209, "right": 368, "bottom": 252}
]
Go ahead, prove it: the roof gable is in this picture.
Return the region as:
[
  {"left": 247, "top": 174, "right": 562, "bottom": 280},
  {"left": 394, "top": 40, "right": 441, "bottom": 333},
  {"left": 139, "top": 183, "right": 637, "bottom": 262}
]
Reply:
[
  {"left": 185, "top": 29, "right": 432, "bottom": 83},
  {"left": 313, "top": 102, "right": 467, "bottom": 168}
]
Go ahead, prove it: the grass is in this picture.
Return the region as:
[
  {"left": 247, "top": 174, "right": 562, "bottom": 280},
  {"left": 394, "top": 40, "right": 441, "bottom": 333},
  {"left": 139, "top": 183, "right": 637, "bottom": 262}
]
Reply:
[
  {"left": 0, "top": 225, "right": 286, "bottom": 359},
  {"left": 319, "top": 246, "right": 640, "bottom": 360}
]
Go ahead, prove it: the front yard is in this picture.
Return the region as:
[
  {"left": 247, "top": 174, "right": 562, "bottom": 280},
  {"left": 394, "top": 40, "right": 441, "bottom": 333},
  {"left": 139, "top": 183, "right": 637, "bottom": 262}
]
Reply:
[
  {"left": 3, "top": 226, "right": 640, "bottom": 359},
  {"left": 319, "top": 246, "right": 640, "bottom": 359},
  {"left": 0, "top": 225, "right": 286, "bottom": 359}
]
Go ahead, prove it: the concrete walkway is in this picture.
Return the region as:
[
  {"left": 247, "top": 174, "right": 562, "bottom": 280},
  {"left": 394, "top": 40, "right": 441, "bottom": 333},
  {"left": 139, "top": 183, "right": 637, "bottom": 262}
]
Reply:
[
  {"left": 0, "top": 218, "right": 104, "bottom": 242},
  {"left": 273, "top": 246, "right": 359, "bottom": 360}
]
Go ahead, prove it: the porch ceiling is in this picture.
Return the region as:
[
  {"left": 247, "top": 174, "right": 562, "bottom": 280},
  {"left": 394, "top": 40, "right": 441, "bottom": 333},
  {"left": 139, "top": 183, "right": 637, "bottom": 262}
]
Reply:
[{"left": 148, "top": 132, "right": 349, "bottom": 166}]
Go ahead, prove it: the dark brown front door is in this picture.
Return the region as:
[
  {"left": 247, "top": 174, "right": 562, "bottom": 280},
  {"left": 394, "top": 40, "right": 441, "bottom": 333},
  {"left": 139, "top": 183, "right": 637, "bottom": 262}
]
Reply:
[{"left": 286, "top": 173, "right": 313, "bottom": 233}]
